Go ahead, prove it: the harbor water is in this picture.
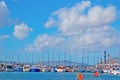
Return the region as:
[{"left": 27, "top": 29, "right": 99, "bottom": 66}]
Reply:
[{"left": 0, "top": 72, "right": 120, "bottom": 80}]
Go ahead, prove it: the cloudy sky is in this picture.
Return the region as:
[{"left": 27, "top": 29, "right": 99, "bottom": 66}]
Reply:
[{"left": 0, "top": 0, "right": 120, "bottom": 64}]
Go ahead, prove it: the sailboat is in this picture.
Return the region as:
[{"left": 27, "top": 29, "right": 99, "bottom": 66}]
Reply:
[{"left": 15, "top": 53, "right": 23, "bottom": 72}]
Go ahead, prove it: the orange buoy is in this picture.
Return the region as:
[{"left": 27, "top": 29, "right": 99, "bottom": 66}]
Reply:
[
  {"left": 77, "top": 73, "right": 83, "bottom": 80},
  {"left": 94, "top": 71, "right": 99, "bottom": 77}
]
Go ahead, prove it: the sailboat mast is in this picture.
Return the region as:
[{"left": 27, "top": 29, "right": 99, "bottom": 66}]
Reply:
[
  {"left": 32, "top": 53, "right": 34, "bottom": 65},
  {"left": 35, "top": 53, "right": 38, "bottom": 64},
  {"left": 64, "top": 48, "right": 66, "bottom": 67},
  {"left": 97, "top": 53, "right": 99, "bottom": 64},
  {"left": 69, "top": 48, "right": 72, "bottom": 67},
  {"left": 48, "top": 51, "right": 49, "bottom": 67},
  {"left": 58, "top": 51, "right": 60, "bottom": 65},
  {"left": 42, "top": 52, "right": 44, "bottom": 67},
  {"left": 17, "top": 52, "right": 20, "bottom": 64},
  {"left": 52, "top": 48, "right": 54, "bottom": 67},
  {"left": 87, "top": 51, "right": 89, "bottom": 66},
  {"left": 82, "top": 49, "right": 84, "bottom": 67},
  {"left": 26, "top": 53, "right": 28, "bottom": 64},
  {"left": 94, "top": 53, "right": 95, "bottom": 65}
]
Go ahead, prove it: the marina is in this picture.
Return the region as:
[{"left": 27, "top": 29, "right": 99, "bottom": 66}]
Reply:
[
  {"left": 0, "top": 0, "right": 120, "bottom": 80},
  {"left": 0, "top": 51, "right": 120, "bottom": 76}
]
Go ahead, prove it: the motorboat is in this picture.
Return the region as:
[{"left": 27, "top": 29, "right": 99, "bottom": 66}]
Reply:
[
  {"left": 5, "top": 65, "right": 14, "bottom": 72},
  {"left": 23, "top": 64, "right": 30, "bottom": 72},
  {"left": 56, "top": 66, "right": 64, "bottom": 72},
  {"left": 15, "top": 65, "right": 23, "bottom": 72},
  {"left": 29, "top": 65, "right": 40, "bottom": 72}
]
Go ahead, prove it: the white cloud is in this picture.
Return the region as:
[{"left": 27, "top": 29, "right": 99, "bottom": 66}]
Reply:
[
  {"left": 45, "top": 18, "right": 55, "bottom": 28},
  {"left": 26, "top": 1, "right": 120, "bottom": 52},
  {"left": 13, "top": 23, "right": 33, "bottom": 40},
  {"left": 0, "top": 35, "right": 10, "bottom": 39},
  {"left": 44, "top": 1, "right": 119, "bottom": 49},
  {"left": 45, "top": 1, "right": 116, "bottom": 36},
  {"left": 0, "top": 1, "right": 10, "bottom": 27},
  {"left": 25, "top": 34, "right": 65, "bottom": 52},
  {"left": 66, "top": 26, "right": 119, "bottom": 49},
  {"left": 88, "top": 6, "right": 116, "bottom": 26}
]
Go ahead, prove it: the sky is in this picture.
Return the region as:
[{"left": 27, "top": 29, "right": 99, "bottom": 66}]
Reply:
[{"left": 0, "top": 0, "right": 120, "bottom": 65}]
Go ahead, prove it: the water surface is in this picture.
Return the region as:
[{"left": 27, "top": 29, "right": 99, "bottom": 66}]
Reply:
[{"left": 0, "top": 72, "right": 120, "bottom": 80}]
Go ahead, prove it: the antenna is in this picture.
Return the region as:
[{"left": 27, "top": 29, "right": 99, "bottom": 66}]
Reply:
[
  {"left": 104, "top": 51, "right": 106, "bottom": 64},
  {"left": 100, "top": 58, "right": 102, "bottom": 64}
]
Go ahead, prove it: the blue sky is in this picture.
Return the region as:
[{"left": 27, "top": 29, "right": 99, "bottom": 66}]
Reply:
[{"left": 0, "top": 0, "right": 120, "bottom": 65}]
